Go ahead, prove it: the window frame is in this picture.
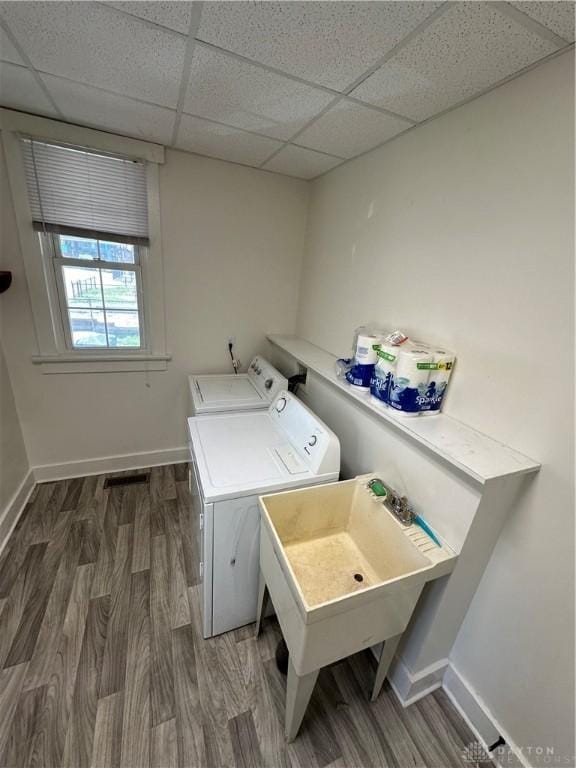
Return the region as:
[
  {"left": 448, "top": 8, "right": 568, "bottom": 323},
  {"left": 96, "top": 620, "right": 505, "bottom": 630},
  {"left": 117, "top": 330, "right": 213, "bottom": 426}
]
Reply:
[
  {"left": 2, "top": 110, "right": 169, "bottom": 374},
  {"left": 48, "top": 232, "right": 147, "bottom": 353}
]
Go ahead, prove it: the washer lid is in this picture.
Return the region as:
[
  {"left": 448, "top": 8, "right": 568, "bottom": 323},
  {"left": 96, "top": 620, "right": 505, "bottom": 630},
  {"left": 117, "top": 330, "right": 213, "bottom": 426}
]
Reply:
[
  {"left": 190, "top": 373, "right": 266, "bottom": 413},
  {"left": 187, "top": 410, "right": 339, "bottom": 502},
  {"left": 192, "top": 411, "right": 287, "bottom": 489}
]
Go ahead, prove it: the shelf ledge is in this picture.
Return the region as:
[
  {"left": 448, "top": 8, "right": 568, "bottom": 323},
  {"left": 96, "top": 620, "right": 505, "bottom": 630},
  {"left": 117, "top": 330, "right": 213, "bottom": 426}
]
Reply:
[
  {"left": 31, "top": 353, "right": 171, "bottom": 374},
  {"left": 267, "top": 334, "right": 540, "bottom": 485}
]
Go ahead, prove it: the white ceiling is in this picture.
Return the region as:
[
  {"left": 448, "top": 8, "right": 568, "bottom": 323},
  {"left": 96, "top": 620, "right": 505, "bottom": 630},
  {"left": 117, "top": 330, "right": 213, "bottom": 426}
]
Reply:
[{"left": 0, "top": 1, "right": 573, "bottom": 180}]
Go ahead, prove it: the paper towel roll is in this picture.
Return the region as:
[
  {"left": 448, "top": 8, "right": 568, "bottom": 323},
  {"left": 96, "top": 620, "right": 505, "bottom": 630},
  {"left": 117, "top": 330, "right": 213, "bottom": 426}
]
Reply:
[
  {"left": 395, "top": 348, "right": 432, "bottom": 388},
  {"left": 355, "top": 334, "right": 379, "bottom": 365},
  {"left": 388, "top": 347, "right": 432, "bottom": 415},
  {"left": 370, "top": 343, "right": 398, "bottom": 404},
  {"left": 376, "top": 344, "right": 399, "bottom": 374},
  {"left": 417, "top": 348, "right": 455, "bottom": 415},
  {"left": 379, "top": 343, "right": 400, "bottom": 362}
]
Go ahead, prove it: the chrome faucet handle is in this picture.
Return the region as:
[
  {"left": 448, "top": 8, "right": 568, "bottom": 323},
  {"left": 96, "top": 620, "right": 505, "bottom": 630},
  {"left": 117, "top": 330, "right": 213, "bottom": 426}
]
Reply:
[
  {"left": 385, "top": 492, "right": 413, "bottom": 525},
  {"left": 397, "top": 495, "right": 414, "bottom": 525},
  {"left": 384, "top": 488, "right": 399, "bottom": 510}
]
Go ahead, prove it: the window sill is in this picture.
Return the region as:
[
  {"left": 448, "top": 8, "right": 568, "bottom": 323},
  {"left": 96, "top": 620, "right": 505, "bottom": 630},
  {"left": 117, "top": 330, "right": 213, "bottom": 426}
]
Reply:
[{"left": 31, "top": 353, "right": 171, "bottom": 374}]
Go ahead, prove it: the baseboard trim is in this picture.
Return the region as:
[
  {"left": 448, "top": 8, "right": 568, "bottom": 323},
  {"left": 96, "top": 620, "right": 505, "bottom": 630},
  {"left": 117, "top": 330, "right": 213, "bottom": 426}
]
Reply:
[
  {"left": 443, "top": 663, "right": 527, "bottom": 768},
  {"left": 0, "top": 468, "right": 35, "bottom": 556},
  {"left": 387, "top": 656, "right": 528, "bottom": 768},
  {"left": 443, "top": 663, "right": 500, "bottom": 749},
  {"left": 33, "top": 447, "right": 189, "bottom": 482},
  {"left": 388, "top": 655, "right": 449, "bottom": 707}
]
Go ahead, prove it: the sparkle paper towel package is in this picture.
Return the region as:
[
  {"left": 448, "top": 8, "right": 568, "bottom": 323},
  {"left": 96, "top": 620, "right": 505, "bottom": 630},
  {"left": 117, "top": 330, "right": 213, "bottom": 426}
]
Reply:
[
  {"left": 387, "top": 344, "right": 455, "bottom": 415},
  {"left": 368, "top": 334, "right": 455, "bottom": 415},
  {"left": 414, "top": 347, "right": 456, "bottom": 414},
  {"left": 339, "top": 326, "right": 455, "bottom": 414}
]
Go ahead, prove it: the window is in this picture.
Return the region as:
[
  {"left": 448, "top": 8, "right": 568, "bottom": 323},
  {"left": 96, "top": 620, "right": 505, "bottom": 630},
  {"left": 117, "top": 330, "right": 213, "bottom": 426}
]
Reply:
[
  {"left": 51, "top": 233, "right": 144, "bottom": 350},
  {"left": 3, "top": 115, "right": 169, "bottom": 372},
  {"left": 21, "top": 136, "right": 150, "bottom": 355}
]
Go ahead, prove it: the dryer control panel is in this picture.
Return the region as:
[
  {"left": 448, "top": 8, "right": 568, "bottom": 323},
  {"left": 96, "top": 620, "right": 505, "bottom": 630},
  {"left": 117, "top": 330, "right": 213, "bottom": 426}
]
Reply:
[
  {"left": 270, "top": 391, "right": 340, "bottom": 476},
  {"left": 247, "top": 356, "right": 288, "bottom": 402}
]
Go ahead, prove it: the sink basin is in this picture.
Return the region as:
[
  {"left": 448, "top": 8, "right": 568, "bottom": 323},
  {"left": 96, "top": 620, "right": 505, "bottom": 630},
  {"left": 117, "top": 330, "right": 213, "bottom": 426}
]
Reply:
[
  {"left": 258, "top": 477, "right": 456, "bottom": 672},
  {"left": 257, "top": 476, "right": 457, "bottom": 741},
  {"left": 267, "top": 478, "right": 435, "bottom": 608}
]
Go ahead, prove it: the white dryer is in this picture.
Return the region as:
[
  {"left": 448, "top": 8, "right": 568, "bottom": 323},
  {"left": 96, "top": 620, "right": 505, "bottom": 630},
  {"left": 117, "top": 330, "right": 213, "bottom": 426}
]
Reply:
[
  {"left": 188, "top": 355, "right": 287, "bottom": 416},
  {"left": 187, "top": 391, "right": 340, "bottom": 638}
]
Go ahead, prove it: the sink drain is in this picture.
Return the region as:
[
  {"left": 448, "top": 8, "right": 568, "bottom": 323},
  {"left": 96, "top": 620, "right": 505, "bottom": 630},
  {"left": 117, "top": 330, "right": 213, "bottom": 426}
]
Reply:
[{"left": 354, "top": 573, "right": 364, "bottom": 582}]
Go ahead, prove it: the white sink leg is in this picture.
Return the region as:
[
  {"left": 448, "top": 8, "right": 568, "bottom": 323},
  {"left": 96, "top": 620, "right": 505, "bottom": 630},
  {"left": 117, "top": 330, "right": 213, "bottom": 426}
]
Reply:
[
  {"left": 285, "top": 659, "right": 319, "bottom": 742},
  {"left": 255, "top": 572, "right": 268, "bottom": 636},
  {"left": 371, "top": 633, "right": 402, "bottom": 702}
]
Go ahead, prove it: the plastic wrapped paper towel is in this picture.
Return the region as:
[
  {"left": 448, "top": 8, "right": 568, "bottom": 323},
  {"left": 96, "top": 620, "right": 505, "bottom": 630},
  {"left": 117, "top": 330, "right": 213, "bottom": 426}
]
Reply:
[
  {"left": 418, "top": 348, "right": 455, "bottom": 414},
  {"left": 355, "top": 334, "right": 379, "bottom": 365},
  {"left": 345, "top": 333, "right": 381, "bottom": 390},
  {"left": 370, "top": 343, "right": 400, "bottom": 405},
  {"left": 389, "top": 347, "right": 433, "bottom": 415}
]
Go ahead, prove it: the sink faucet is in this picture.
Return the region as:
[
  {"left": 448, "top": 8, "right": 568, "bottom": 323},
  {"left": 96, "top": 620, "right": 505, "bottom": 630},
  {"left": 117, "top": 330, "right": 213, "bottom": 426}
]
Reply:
[
  {"left": 366, "top": 478, "right": 414, "bottom": 525},
  {"left": 385, "top": 490, "right": 414, "bottom": 526},
  {"left": 366, "top": 477, "right": 441, "bottom": 546}
]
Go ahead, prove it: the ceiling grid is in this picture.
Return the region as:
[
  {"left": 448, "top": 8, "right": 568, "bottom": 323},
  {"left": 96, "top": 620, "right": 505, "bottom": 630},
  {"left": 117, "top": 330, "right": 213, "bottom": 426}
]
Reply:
[
  {"left": 170, "top": 1, "right": 204, "bottom": 146},
  {"left": 0, "top": 0, "right": 573, "bottom": 179}
]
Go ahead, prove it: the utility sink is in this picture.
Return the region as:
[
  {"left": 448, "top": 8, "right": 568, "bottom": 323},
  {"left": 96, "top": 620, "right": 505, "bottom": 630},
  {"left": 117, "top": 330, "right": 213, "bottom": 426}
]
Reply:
[
  {"left": 260, "top": 476, "right": 456, "bottom": 627},
  {"left": 256, "top": 476, "right": 457, "bottom": 740},
  {"left": 267, "top": 478, "right": 442, "bottom": 606}
]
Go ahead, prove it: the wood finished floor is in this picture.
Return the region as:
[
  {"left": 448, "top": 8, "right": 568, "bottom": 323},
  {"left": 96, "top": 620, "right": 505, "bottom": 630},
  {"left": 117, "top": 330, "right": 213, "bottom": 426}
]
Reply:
[{"left": 0, "top": 464, "right": 485, "bottom": 768}]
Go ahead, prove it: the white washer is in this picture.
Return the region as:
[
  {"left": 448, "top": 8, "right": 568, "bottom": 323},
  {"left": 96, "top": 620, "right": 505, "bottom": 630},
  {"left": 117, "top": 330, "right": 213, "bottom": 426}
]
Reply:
[
  {"left": 187, "top": 390, "right": 340, "bottom": 638},
  {"left": 188, "top": 355, "right": 287, "bottom": 415}
]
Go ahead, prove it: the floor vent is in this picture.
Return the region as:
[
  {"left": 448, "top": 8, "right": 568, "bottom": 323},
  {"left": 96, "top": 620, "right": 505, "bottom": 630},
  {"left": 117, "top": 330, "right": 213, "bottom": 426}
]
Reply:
[{"left": 104, "top": 473, "right": 150, "bottom": 488}]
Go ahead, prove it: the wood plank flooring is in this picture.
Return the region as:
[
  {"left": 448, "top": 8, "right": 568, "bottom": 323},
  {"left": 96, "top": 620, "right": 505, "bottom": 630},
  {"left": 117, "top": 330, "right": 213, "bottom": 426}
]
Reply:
[{"left": 0, "top": 465, "right": 486, "bottom": 768}]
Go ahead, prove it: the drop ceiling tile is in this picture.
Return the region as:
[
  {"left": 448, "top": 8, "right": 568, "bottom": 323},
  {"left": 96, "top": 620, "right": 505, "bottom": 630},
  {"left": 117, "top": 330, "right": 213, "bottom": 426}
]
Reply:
[
  {"left": 0, "top": 1, "right": 186, "bottom": 108},
  {"left": 184, "top": 46, "right": 334, "bottom": 141},
  {"left": 264, "top": 145, "right": 343, "bottom": 179},
  {"left": 176, "top": 114, "right": 283, "bottom": 167},
  {"left": 297, "top": 100, "right": 411, "bottom": 159},
  {"left": 0, "top": 25, "right": 23, "bottom": 64},
  {"left": 351, "top": 2, "right": 559, "bottom": 122},
  {"left": 0, "top": 61, "right": 57, "bottom": 116},
  {"left": 104, "top": 1, "right": 195, "bottom": 34},
  {"left": 42, "top": 74, "right": 175, "bottom": 144},
  {"left": 511, "top": 1, "right": 575, "bottom": 42},
  {"left": 196, "top": 1, "right": 443, "bottom": 91}
]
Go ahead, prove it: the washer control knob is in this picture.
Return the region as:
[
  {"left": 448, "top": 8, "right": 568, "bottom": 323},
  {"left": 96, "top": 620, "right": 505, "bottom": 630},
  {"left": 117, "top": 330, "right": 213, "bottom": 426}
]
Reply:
[
  {"left": 308, "top": 435, "right": 318, "bottom": 447},
  {"left": 275, "top": 397, "right": 287, "bottom": 413},
  {"left": 265, "top": 378, "right": 274, "bottom": 390}
]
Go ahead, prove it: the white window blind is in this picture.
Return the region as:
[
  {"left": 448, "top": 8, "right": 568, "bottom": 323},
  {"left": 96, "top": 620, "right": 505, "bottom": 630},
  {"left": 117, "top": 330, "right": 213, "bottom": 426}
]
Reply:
[{"left": 20, "top": 137, "right": 149, "bottom": 245}]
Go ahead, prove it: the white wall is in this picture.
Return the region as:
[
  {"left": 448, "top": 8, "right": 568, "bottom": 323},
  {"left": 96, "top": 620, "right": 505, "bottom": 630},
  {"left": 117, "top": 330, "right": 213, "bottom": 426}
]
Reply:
[
  {"left": 0, "top": 342, "right": 29, "bottom": 514},
  {"left": 296, "top": 51, "right": 574, "bottom": 762},
  {"left": 0, "top": 147, "right": 309, "bottom": 470}
]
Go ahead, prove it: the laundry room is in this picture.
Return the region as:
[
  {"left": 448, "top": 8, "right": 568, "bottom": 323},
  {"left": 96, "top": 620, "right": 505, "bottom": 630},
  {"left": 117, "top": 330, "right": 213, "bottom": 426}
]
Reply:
[{"left": 0, "top": 2, "right": 574, "bottom": 767}]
